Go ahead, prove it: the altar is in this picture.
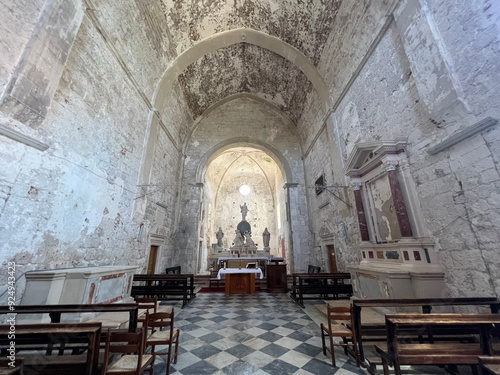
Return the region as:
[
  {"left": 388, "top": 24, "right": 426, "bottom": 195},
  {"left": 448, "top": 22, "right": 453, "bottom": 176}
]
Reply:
[
  {"left": 217, "top": 268, "right": 263, "bottom": 295},
  {"left": 217, "top": 256, "right": 269, "bottom": 271}
]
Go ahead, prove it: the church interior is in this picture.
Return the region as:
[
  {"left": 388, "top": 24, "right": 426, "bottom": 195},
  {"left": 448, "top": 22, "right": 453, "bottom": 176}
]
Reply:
[{"left": 1, "top": 0, "right": 500, "bottom": 374}]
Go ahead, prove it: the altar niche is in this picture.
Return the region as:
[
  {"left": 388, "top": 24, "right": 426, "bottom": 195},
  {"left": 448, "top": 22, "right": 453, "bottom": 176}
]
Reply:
[
  {"left": 344, "top": 139, "right": 446, "bottom": 300},
  {"left": 208, "top": 203, "right": 271, "bottom": 268}
]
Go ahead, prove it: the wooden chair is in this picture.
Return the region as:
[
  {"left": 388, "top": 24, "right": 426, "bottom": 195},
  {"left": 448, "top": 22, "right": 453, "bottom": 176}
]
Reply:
[
  {"left": 102, "top": 327, "right": 154, "bottom": 375},
  {"left": 135, "top": 297, "right": 158, "bottom": 325},
  {"left": 320, "top": 303, "right": 360, "bottom": 367},
  {"left": 146, "top": 309, "right": 180, "bottom": 375},
  {"left": 209, "top": 269, "right": 224, "bottom": 289}
]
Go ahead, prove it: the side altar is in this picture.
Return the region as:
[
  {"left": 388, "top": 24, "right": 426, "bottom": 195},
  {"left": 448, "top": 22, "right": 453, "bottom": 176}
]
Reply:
[{"left": 344, "top": 139, "right": 446, "bottom": 300}]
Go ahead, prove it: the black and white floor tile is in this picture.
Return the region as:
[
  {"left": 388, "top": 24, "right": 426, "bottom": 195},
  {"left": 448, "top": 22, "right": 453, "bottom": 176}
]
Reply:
[
  {"left": 151, "top": 293, "right": 365, "bottom": 375},
  {"left": 150, "top": 292, "right": 480, "bottom": 375}
]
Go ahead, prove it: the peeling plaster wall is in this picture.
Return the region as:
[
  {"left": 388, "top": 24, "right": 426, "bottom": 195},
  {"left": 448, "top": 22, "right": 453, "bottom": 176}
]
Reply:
[
  {"left": 0, "top": 0, "right": 44, "bottom": 97},
  {"left": 177, "top": 97, "right": 310, "bottom": 272},
  {"left": 178, "top": 44, "right": 313, "bottom": 124},
  {"left": 0, "top": 1, "right": 181, "bottom": 300},
  {"left": 160, "top": 0, "right": 342, "bottom": 64},
  {"left": 303, "top": 2, "right": 500, "bottom": 297}
]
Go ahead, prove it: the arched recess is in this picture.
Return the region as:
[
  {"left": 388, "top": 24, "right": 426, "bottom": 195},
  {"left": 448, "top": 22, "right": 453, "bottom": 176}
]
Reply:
[
  {"left": 194, "top": 139, "right": 295, "bottom": 273},
  {"left": 195, "top": 138, "right": 294, "bottom": 185},
  {"left": 153, "top": 28, "right": 331, "bottom": 111}
]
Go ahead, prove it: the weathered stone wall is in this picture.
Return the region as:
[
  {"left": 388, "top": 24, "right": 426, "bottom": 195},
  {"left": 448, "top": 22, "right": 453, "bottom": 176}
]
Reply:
[
  {"left": 0, "top": 0, "right": 184, "bottom": 301},
  {"left": 0, "top": 0, "right": 44, "bottom": 97},
  {"left": 301, "top": 0, "right": 500, "bottom": 297}
]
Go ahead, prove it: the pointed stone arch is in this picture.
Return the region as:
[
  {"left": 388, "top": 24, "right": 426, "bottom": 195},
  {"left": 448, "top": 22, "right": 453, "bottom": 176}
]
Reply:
[{"left": 153, "top": 28, "right": 331, "bottom": 111}]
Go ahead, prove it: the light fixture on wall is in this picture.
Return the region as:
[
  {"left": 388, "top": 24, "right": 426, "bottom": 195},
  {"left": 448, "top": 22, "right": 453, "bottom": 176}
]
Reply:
[
  {"left": 239, "top": 184, "right": 251, "bottom": 196},
  {"left": 309, "top": 183, "right": 351, "bottom": 207}
]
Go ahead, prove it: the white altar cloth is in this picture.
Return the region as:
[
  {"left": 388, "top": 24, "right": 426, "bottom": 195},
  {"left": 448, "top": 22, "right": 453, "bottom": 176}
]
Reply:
[{"left": 217, "top": 268, "right": 263, "bottom": 280}]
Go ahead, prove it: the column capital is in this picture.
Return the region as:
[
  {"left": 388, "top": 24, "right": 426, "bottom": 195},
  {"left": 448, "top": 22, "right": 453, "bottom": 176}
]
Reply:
[
  {"left": 382, "top": 160, "right": 399, "bottom": 172},
  {"left": 350, "top": 178, "right": 363, "bottom": 191}
]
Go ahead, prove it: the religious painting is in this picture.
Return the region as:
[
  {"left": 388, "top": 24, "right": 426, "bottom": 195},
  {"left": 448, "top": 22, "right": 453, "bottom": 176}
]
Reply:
[{"left": 366, "top": 174, "right": 402, "bottom": 243}]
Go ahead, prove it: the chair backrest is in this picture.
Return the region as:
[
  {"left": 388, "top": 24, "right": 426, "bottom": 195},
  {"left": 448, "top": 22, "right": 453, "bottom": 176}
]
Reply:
[
  {"left": 308, "top": 265, "right": 321, "bottom": 274},
  {"left": 326, "top": 304, "right": 356, "bottom": 341},
  {"left": 103, "top": 327, "right": 147, "bottom": 374},
  {"left": 148, "top": 309, "right": 175, "bottom": 332},
  {"left": 135, "top": 297, "right": 158, "bottom": 315}
]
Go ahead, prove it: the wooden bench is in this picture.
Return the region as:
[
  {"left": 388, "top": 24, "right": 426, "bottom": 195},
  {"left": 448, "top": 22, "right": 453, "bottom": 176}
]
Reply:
[
  {"left": 0, "top": 322, "right": 102, "bottom": 375},
  {"left": 131, "top": 274, "right": 196, "bottom": 308},
  {"left": 352, "top": 297, "right": 500, "bottom": 362},
  {"left": 289, "top": 272, "right": 352, "bottom": 307},
  {"left": 0, "top": 303, "right": 139, "bottom": 332},
  {"left": 375, "top": 313, "right": 500, "bottom": 375}
]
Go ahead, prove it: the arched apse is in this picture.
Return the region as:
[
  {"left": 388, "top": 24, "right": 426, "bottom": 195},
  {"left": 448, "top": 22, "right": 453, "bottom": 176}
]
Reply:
[
  {"left": 153, "top": 28, "right": 331, "bottom": 111},
  {"left": 195, "top": 138, "right": 294, "bottom": 185},
  {"left": 172, "top": 95, "right": 312, "bottom": 274},
  {"left": 198, "top": 145, "right": 287, "bottom": 273}
]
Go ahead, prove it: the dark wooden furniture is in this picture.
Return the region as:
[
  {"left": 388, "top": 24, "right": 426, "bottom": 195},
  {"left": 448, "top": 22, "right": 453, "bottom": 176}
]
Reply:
[
  {"left": 375, "top": 313, "right": 500, "bottom": 375},
  {"left": 0, "top": 303, "right": 139, "bottom": 332},
  {"left": 352, "top": 297, "right": 500, "bottom": 362},
  {"left": 134, "top": 297, "right": 158, "bottom": 325},
  {"left": 0, "top": 322, "right": 102, "bottom": 375},
  {"left": 266, "top": 264, "right": 288, "bottom": 293},
  {"left": 225, "top": 272, "right": 256, "bottom": 295},
  {"left": 102, "top": 327, "right": 154, "bottom": 374},
  {"left": 209, "top": 270, "right": 224, "bottom": 289},
  {"left": 290, "top": 272, "right": 353, "bottom": 307},
  {"left": 146, "top": 309, "right": 180, "bottom": 375},
  {"left": 320, "top": 304, "right": 361, "bottom": 367},
  {"left": 131, "top": 274, "right": 196, "bottom": 308}
]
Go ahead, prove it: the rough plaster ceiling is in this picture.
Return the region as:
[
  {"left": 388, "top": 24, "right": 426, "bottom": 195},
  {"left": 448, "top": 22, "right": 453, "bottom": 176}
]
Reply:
[
  {"left": 156, "top": 0, "right": 343, "bottom": 124},
  {"left": 205, "top": 147, "right": 280, "bottom": 200}
]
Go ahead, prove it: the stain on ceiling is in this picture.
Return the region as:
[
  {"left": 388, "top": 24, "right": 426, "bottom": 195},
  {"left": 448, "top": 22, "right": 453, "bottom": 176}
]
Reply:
[{"left": 157, "top": 0, "right": 343, "bottom": 124}]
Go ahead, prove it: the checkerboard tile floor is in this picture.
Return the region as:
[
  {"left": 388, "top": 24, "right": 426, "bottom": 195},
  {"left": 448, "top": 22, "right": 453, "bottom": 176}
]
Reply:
[{"left": 152, "top": 293, "right": 366, "bottom": 375}]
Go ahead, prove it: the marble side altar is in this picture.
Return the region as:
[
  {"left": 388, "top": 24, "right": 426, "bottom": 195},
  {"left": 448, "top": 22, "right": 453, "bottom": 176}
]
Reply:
[
  {"left": 19, "top": 265, "right": 138, "bottom": 324},
  {"left": 21, "top": 265, "right": 138, "bottom": 305}
]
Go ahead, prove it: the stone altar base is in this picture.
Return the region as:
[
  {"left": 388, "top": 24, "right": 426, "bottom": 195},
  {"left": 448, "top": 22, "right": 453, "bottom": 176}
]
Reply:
[{"left": 19, "top": 265, "right": 138, "bottom": 323}]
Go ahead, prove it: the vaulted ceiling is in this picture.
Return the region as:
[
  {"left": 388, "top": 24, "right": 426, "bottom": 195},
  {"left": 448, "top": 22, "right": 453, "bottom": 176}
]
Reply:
[{"left": 149, "top": 0, "right": 344, "bottom": 125}]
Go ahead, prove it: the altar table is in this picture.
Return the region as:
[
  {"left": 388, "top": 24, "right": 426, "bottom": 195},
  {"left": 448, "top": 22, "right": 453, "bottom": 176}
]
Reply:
[{"left": 217, "top": 268, "right": 264, "bottom": 295}]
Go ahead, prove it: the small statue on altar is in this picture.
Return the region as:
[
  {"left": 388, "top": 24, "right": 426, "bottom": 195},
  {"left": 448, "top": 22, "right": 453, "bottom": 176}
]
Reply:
[
  {"left": 233, "top": 229, "right": 244, "bottom": 246},
  {"left": 240, "top": 202, "right": 249, "bottom": 221},
  {"left": 244, "top": 231, "right": 255, "bottom": 246},
  {"left": 263, "top": 227, "right": 270, "bottom": 247},
  {"left": 215, "top": 227, "right": 224, "bottom": 247}
]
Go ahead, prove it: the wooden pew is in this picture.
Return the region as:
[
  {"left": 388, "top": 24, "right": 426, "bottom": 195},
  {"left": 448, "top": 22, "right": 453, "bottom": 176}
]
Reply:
[
  {"left": 0, "top": 303, "right": 139, "bottom": 332},
  {"left": 352, "top": 297, "right": 500, "bottom": 362},
  {"left": 131, "top": 274, "right": 196, "bottom": 308},
  {"left": 289, "top": 273, "right": 352, "bottom": 307},
  {"left": 0, "top": 322, "right": 102, "bottom": 375},
  {"left": 375, "top": 313, "right": 500, "bottom": 375}
]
